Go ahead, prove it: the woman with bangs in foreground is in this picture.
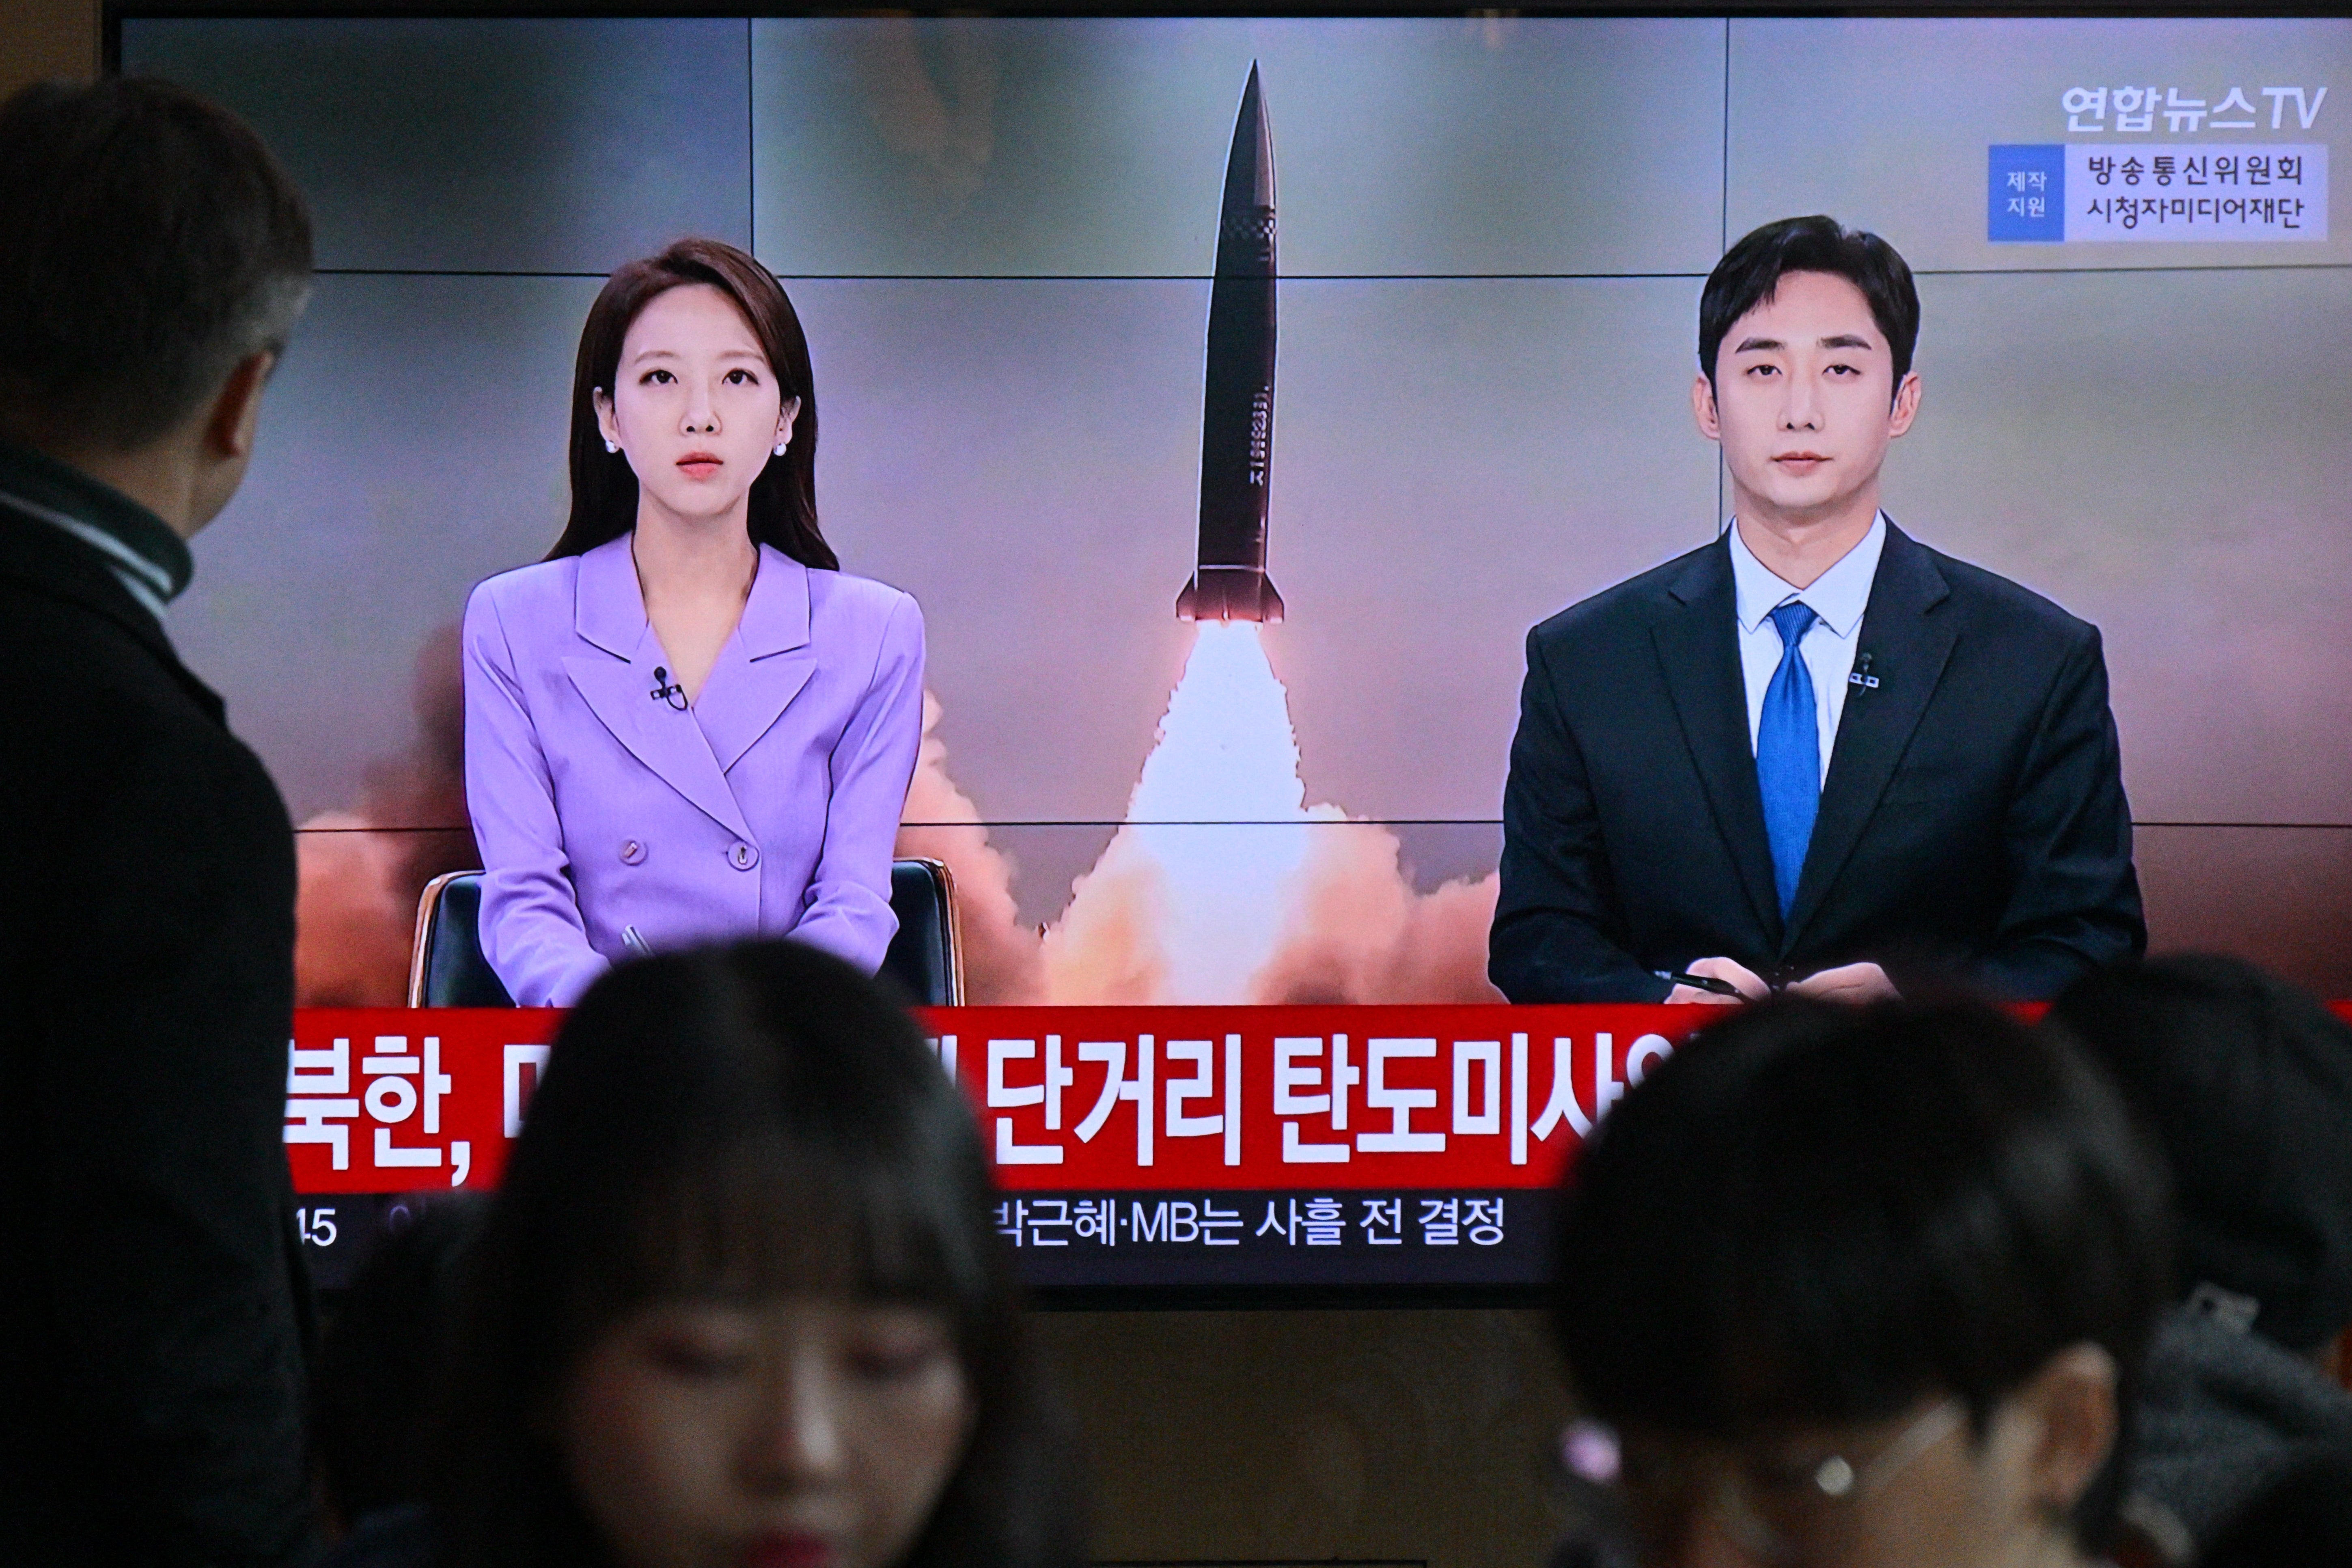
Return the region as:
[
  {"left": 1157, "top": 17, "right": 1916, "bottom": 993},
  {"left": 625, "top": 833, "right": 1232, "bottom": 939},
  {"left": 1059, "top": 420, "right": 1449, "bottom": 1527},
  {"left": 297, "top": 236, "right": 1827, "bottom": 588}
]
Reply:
[{"left": 328, "top": 938, "right": 1084, "bottom": 1568}]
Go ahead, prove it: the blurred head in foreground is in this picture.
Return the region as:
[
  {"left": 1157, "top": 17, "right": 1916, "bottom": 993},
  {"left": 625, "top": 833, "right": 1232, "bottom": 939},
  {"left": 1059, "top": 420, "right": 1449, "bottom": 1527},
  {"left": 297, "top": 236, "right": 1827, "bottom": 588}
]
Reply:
[
  {"left": 1552, "top": 998, "right": 2171, "bottom": 1568},
  {"left": 2049, "top": 953, "right": 2352, "bottom": 1367},
  {"left": 436, "top": 939, "right": 1080, "bottom": 1568},
  {"left": 0, "top": 75, "right": 310, "bottom": 532}
]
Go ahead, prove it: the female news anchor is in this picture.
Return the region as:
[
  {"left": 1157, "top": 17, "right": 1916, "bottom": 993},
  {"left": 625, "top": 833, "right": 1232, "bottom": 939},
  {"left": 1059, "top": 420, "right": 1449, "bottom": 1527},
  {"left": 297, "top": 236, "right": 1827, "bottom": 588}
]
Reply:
[{"left": 462, "top": 238, "right": 924, "bottom": 1006}]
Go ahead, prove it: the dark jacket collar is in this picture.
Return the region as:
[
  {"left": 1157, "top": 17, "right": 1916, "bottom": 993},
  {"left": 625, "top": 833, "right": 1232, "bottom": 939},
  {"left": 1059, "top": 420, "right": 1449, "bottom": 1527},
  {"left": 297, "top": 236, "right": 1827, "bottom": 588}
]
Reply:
[
  {"left": 0, "top": 440, "right": 221, "bottom": 722},
  {"left": 0, "top": 437, "right": 193, "bottom": 606},
  {"left": 1653, "top": 533, "right": 1783, "bottom": 942},
  {"left": 1781, "top": 522, "right": 1955, "bottom": 948}
]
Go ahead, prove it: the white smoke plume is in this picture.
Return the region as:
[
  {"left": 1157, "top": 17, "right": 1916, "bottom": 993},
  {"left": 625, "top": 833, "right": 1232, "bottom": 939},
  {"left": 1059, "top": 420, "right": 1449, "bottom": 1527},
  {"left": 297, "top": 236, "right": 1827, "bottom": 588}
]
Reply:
[
  {"left": 294, "top": 810, "right": 414, "bottom": 1006},
  {"left": 895, "top": 690, "right": 1046, "bottom": 1002},
  {"left": 294, "top": 625, "right": 476, "bottom": 1006},
  {"left": 1056, "top": 626, "right": 1312, "bottom": 1000},
  {"left": 1039, "top": 824, "right": 1169, "bottom": 1004},
  {"left": 917, "top": 623, "right": 1500, "bottom": 1005},
  {"left": 1250, "top": 822, "right": 1504, "bottom": 1004}
]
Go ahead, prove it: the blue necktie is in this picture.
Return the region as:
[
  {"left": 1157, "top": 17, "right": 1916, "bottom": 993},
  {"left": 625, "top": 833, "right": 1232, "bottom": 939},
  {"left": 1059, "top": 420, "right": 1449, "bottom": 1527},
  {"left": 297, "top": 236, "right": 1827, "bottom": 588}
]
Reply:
[{"left": 1757, "top": 601, "right": 1821, "bottom": 920}]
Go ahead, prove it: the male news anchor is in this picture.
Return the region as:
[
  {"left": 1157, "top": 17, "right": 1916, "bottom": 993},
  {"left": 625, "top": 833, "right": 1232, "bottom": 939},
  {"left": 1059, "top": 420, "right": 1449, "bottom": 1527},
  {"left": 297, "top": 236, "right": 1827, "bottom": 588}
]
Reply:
[{"left": 1491, "top": 215, "right": 2143, "bottom": 1006}]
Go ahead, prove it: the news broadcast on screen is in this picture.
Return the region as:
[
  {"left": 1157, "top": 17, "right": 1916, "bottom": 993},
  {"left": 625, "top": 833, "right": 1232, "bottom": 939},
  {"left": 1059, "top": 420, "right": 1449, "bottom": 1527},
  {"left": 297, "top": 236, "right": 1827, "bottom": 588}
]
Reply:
[{"left": 80, "top": 12, "right": 2352, "bottom": 1297}]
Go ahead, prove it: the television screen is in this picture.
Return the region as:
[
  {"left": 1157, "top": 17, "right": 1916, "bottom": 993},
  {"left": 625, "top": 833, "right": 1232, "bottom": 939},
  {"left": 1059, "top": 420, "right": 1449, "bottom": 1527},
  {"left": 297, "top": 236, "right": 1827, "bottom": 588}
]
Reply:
[{"left": 115, "top": 12, "right": 2351, "bottom": 1012}]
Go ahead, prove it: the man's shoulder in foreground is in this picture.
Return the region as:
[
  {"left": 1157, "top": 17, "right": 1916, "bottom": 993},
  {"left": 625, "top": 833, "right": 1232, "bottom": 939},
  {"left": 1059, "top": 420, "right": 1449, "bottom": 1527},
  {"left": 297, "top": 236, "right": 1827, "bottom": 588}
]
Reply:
[
  {"left": 0, "top": 523, "right": 245, "bottom": 744},
  {"left": 0, "top": 510, "right": 288, "bottom": 893},
  {"left": 0, "top": 556, "right": 181, "bottom": 696},
  {"left": 0, "top": 448, "right": 220, "bottom": 727}
]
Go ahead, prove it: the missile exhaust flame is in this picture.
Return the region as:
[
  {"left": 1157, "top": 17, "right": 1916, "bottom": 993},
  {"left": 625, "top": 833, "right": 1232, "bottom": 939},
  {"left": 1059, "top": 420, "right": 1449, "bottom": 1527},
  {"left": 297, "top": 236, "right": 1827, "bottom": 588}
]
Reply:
[
  {"left": 1037, "top": 620, "right": 1501, "bottom": 1006},
  {"left": 1117, "top": 623, "right": 1313, "bottom": 1001}
]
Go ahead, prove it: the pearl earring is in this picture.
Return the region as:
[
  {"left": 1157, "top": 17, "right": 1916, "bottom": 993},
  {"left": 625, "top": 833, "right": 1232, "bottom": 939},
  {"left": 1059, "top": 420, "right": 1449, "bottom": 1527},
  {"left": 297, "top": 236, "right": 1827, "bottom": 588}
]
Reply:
[
  {"left": 604, "top": 439, "right": 619, "bottom": 454},
  {"left": 773, "top": 440, "right": 789, "bottom": 457}
]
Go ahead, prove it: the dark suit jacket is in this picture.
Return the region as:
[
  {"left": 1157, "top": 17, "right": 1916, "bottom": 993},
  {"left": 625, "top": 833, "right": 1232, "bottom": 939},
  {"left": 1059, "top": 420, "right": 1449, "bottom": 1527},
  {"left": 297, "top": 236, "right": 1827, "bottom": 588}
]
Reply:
[
  {"left": 1490, "top": 522, "right": 2144, "bottom": 1002},
  {"left": 0, "top": 502, "right": 316, "bottom": 1564}
]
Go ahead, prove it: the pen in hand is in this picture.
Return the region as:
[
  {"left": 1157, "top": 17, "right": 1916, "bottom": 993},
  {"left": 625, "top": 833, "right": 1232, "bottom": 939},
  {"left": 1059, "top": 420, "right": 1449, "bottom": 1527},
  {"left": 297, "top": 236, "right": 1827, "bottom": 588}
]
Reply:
[{"left": 1665, "top": 969, "right": 1747, "bottom": 998}]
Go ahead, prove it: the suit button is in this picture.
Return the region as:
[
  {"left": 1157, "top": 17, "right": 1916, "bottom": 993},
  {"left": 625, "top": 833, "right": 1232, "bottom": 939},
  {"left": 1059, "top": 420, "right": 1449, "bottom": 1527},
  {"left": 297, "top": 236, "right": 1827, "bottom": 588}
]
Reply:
[
  {"left": 620, "top": 839, "right": 645, "bottom": 865},
  {"left": 728, "top": 842, "right": 759, "bottom": 871}
]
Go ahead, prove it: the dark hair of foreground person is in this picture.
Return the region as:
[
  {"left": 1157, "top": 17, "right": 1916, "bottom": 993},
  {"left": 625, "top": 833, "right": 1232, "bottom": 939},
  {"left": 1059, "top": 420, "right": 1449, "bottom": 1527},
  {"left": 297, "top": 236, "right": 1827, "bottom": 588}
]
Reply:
[
  {"left": 428, "top": 939, "right": 1082, "bottom": 1568},
  {"left": 2045, "top": 954, "right": 2352, "bottom": 1562},
  {"left": 1552, "top": 997, "right": 2173, "bottom": 1562},
  {"left": 0, "top": 75, "right": 311, "bottom": 447},
  {"left": 2048, "top": 952, "right": 2352, "bottom": 1358}
]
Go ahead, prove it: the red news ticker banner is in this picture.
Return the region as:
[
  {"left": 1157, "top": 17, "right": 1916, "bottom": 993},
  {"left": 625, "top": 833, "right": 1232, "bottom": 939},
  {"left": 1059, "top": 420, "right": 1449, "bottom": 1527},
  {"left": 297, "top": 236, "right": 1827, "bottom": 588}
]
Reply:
[{"left": 282, "top": 1005, "right": 1694, "bottom": 1196}]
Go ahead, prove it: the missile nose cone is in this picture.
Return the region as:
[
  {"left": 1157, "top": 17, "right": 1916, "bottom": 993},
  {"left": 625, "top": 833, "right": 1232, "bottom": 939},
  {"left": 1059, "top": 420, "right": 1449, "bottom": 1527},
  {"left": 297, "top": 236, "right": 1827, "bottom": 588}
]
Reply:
[{"left": 1224, "top": 62, "right": 1274, "bottom": 215}]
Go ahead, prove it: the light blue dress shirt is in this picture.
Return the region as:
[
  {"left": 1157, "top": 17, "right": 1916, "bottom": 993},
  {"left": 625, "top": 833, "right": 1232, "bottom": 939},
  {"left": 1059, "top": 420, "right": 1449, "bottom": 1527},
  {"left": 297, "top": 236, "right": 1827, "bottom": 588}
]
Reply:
[{"left": 1726, "top": 513, "right": 1886, "bottom": 784}]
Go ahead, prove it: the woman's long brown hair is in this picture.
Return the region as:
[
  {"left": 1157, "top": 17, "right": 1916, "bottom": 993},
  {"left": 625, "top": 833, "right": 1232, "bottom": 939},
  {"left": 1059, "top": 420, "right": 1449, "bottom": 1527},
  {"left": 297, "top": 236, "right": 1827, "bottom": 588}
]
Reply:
[{"left": 545, "top": 237, "right": 837, "bottom": 571}]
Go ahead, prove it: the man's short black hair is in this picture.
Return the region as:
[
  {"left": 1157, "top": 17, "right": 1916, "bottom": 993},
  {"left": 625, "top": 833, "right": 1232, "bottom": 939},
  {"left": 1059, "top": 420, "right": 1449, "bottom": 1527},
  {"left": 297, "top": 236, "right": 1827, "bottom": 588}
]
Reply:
[
  {"left": 1699, "top": 215, "right": 1919, "bottom": 387},
  {"left": 2048, "top": 954, "right": 2352, "bottom": 1355},
  {"left": 1553, "top": 997, "right": 2171, "bottom": 1549},
  {"left": 0, "top": 77, "right": 312, "bottom": 450}
]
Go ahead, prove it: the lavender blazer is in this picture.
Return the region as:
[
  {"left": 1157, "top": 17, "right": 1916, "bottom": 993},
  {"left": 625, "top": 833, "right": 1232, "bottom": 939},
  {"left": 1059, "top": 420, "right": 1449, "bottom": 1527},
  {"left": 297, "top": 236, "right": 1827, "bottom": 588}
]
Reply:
[{"left": 461, "top": 534, "right": 925, "bottom": 1005}]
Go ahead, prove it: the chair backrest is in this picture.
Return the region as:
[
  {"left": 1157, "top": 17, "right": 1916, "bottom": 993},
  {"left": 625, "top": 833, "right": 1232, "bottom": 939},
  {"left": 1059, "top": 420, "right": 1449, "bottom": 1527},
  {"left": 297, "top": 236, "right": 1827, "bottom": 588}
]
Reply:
[
  {"left": 408, "top": 872, "right": 515, "bottom": 1008},
  {"left": 409, "top": 860, "right": 965, "bottom": 1008},
  {"left": 885, "top": 856, "right": 965, "bottom": 1008}
]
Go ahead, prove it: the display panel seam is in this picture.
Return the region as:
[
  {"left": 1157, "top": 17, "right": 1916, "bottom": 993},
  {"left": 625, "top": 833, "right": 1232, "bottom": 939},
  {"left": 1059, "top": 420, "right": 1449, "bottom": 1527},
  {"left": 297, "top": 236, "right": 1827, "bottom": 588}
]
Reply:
[
  {"left": 744, "top": 15, "right": 755, "bottom": 253},
  {"left": 303, "top": 266, "right": 2352, "bottom": 282},
  {"left": 306, "top": 268, "right": 1726, "bottom": 282}
]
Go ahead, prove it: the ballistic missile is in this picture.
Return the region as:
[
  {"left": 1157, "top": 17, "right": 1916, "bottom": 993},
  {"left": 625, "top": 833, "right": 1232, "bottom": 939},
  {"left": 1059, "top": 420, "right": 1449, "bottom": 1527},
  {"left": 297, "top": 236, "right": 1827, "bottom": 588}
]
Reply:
[{"left": 1176, "top": 64, "right": 1285, "bottom": 625}]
